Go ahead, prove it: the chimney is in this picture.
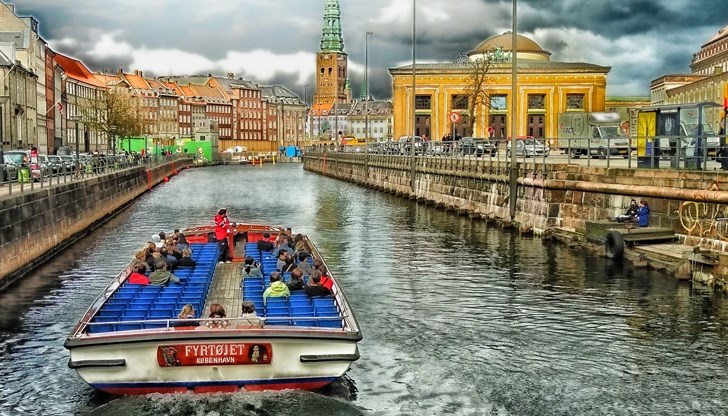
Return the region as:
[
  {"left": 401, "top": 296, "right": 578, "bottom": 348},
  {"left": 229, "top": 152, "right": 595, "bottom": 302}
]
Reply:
[
  {"left": 135, "top": 70, "right": 143, "bottom": 77},
  {"left": 117, "top": 68, "right": 123, "bottom": 76},
  {"left": 227, "top": 73, "right": 234, "bottom": 79}
]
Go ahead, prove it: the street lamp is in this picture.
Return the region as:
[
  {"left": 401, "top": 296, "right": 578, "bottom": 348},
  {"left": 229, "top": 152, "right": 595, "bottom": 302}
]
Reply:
[
  {"left": 304, "top": 83, "right": 308, "bottom": 146},
  {"left": 0, "top": 95, "right": 9, "bottom": 164},
  {"left": 70, "top": 114, "right": 82, "bottom": 173},
  {"left": 110, "top": 125, "right": 117, "bottom": 155},
  {"left": 365, "top": 31, "right": 373, "bottom": 153}
]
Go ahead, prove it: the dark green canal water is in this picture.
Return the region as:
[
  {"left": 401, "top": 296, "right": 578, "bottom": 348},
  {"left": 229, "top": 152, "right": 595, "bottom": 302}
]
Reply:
[{"left": 1, "top": 163, "right": 728, "bottom": 415}]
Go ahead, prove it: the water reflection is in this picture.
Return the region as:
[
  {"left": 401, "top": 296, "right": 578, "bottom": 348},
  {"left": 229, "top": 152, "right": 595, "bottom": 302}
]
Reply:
[{"left": 0, "top": 163, "right": 727, "bottom": 415}]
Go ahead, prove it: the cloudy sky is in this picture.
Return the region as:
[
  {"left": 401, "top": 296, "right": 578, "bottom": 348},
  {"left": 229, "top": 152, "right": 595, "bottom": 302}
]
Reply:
[{"left": 10, "top": 0, "right": 728, "bottom": 100}]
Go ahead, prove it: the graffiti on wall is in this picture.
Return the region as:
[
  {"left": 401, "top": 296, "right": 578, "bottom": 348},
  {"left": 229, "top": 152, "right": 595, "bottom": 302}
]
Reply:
[{"left": 678, "top": 182, "right": 728, "bottom": 240}]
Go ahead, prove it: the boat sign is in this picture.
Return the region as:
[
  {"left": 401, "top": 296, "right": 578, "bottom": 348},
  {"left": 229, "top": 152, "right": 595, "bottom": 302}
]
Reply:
[{"left": 157, "top": 343, "right": 272, "bottom": 367}]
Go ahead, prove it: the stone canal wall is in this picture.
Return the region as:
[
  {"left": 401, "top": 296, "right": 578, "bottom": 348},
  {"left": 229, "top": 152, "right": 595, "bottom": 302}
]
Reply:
[
  {"left": 0, "top": 159, "right": 192, "bottom": 290},
  {"left": 304, "top": 152, "right": 728, "bottom": 252}
]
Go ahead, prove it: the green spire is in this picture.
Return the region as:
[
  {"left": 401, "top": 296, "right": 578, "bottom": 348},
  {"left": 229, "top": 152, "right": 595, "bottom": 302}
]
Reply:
[
  {"left": 320, "top": 0, "right": 344, "bottom": 52},
  {"left": 360, "top": 78, "right": 367, "bottom": 100}
]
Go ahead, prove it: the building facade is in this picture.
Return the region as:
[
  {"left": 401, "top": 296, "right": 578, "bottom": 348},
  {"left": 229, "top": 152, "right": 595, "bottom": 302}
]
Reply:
[
  {"left": 650, "top": 23, "right": 728, "bottom": 129},
  {"left": 389, "top": 32, "right": 610, "bottom": 146}
]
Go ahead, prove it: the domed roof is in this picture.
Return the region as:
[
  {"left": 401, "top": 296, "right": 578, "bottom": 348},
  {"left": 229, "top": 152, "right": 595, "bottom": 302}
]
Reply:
[{"left": 468, "top": 31, "right": 551, "bottom": 60}]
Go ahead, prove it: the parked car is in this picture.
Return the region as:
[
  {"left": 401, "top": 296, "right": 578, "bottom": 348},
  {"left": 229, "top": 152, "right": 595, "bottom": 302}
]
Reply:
[
  {"left": 4, "top": 150, "right": 43, "bottom": 180},
  {"left": 506, "top": 138, "right": 550, "bottom": 158},
  {"left": 1, "top": 155, "right": 19, "bottom": 182},
  {"left": 458, "top": 137, "right": 497, "bottom": 157},
  {"left": 35, "top": 154, "right": 53, "bottom": 176},
  {"left": 398, "top": 136, "right": 425, "bottom": 155}
]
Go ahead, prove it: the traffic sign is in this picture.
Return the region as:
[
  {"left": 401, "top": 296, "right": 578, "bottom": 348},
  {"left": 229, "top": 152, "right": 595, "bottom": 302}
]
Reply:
[{"left": 449, "top": 112, "right": 461, "bottom": 123}]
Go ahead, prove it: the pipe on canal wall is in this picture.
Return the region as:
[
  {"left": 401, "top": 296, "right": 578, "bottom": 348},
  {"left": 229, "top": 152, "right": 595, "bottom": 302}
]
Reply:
[{"left": 0, "top": 160, "right": 193, "bottom": 291}]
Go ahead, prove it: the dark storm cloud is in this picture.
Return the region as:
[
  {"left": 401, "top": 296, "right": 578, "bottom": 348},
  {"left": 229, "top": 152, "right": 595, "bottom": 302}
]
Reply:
[{"left": 8, "top": 0, "right": 728, "bottom": 97}]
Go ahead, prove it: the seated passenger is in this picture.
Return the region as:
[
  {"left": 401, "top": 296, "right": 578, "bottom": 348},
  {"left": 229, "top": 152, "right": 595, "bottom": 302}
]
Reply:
[
  {"left": 257, "top": 233, "right": 275, "bottom": 252},
  {"left": 305, "top": 271, "right": 331, "bottom": 297},
  {"left": 206, "top": 303, "right": 229, "bottom": 328},
  {"left": 242, "top": 256, "right": 263, "bottom": 278},
  {"left": 287, "top": 268, "right": 305, "bottom": 291},
  {"left": 149, "top": 261, "right": 181, "bottom": 286},
  {"left": 176, "top": 233, "right": 190, "bottom": 252},
  {"left": 128, "top": 263, "right": 150, "bottom": 285},
  {"left": 271, "top": 238, "right": 294, "bottom": 258},
  {"left": 240, "top": 300, "right": 262, "bottom": 327},
  {"left": 166, "top": 240, "right": 183, "bottom": 260},
  {"left": 177, "top": 248, "right": 197, "bottom": 267},
  {"left": 172, "top": 303, "right": 199, "bottom": 327},
  {"left": 263, "top": 272, "right": 290, "bottom": 304},
  {"left": 316, "top": 264, "right": 334, "bottom": 290},
  {"left": 276, "top": 250, "right": 287, "bottom": 271},
  {"left": 281, "top": 253, "right": 296, "bottom": 273},
  {"left": 296, "top": 252, "right": 315, "bottom": 276},
  {"left": 159, "top": 246, "right": 178, "bottom": 270}
]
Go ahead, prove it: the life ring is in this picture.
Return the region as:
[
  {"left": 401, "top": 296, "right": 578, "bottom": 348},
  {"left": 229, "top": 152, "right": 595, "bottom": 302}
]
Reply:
[{"left": 605, "top": 231, "right": 625, "bottom": 259}]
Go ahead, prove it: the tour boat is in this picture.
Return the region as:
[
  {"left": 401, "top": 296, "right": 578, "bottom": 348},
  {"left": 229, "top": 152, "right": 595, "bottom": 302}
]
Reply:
[{"left": 64, "top": 223, "right": 362, "bottom": 395}]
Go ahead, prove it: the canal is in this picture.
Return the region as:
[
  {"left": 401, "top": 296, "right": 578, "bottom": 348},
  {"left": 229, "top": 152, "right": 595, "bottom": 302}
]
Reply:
[{"left": 1, "top": 163, "right": 728, "bottom": 415}]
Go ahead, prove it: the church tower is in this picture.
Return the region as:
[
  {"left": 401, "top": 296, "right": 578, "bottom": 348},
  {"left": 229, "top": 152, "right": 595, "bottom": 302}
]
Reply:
[{"left": 314, "top": 0, "right": 348, "bottom": 107}]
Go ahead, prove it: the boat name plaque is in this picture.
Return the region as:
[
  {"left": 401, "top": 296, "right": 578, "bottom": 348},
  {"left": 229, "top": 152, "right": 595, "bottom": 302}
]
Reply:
[{"left": 157, "top": 343, "right": 272, "bottom": 367}]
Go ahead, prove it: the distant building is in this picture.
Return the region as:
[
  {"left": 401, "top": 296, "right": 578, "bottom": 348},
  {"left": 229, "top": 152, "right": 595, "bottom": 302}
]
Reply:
[
  {"left": 260, "top": 85, "right": 305, "bottom": 148},
  {"left": 389, "top": 32, "right": 611, "bottom": 146},
  {"left": 347, "top": 100, "right": 393, "bottom": 142},
  {"left": 650, "top": 23, "right": 728, "bottom": 129}
]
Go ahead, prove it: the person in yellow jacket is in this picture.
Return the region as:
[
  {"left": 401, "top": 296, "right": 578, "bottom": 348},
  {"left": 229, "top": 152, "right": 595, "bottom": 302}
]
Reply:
[{"left": 263, "top": 272, "right": 290, "bottom": 304}]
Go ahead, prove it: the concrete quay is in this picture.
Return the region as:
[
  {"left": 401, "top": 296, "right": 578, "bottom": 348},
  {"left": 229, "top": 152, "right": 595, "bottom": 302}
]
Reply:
[
  {"left": 303, "top": 151, "right": 728, "bottom": 290},
  {"left": 0, "top": 158, "right": 194, "bottom": 290}
]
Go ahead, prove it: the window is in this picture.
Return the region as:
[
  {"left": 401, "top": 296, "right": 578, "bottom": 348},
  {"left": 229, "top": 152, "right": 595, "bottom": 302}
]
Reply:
[
  {"left": 415, "top": 95, "right": 431, "bottom": 110},
  {"left": 566, "top": 93, "right": 584, "bottom": 109},
  {"left": 528, "top": 94, "right": 545, "bottom": 110},
  {"left": 490, "top": 95, "right": 507, "bottom": 110},
  {"left": 452, "top": 95, "right": 468, "bottom": 110}
]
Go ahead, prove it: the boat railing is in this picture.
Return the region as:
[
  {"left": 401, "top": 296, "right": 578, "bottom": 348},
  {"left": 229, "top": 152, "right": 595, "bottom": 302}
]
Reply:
[{"left": 85, "top": 314, "right": 351, "bottom": 331}]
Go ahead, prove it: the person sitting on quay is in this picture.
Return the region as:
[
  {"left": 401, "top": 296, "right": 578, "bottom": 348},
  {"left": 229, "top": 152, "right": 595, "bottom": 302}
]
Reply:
[
  {"left": 177, "top": 248, "right": 197, "bottom": 267},
  {"left": 625, "top": 200, "right": 650, "bottom": 230},
  {"left": 128, "top": 263, "right": 150, "bottom": 285},
  {"left": 287, "top": 268, "right": 305, "bottom": 291},
  {"left": 240, "top": 300, "right": 262, "bottom": 327},
  {"left": 305, "top": 271, "right": 331, "bottom": 297},
  {"left": 609, "top": 199, "right": 639, "bottom": 223},
  {"left": 242, "top": 256, "right": 263, "bottom": 279},
  {"left": 149, "top": 261, "right": 180, "bottom": 286},
  {"left": 263, "top": 271, "right": 290, "bottom": 304}
]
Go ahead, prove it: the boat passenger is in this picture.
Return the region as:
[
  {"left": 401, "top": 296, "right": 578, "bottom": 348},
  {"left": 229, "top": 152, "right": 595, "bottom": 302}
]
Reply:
[
  {"left": 149, "top": 261, "right": 180, "bottom": 286},
  {"left": 214, "top": 209, "right": 232, "bottom": 263},
  {"left": 242, "top": 256, "right": 263, "bottom": 279},
  {"left": 177, "top": 248, "right": 197, "bottom": 267},
  {"left": 287, "top": 268, "right": 305, "bottom": 291},
  {"left": 257, "top": 233, "right": 275, "bottom": 252},
  {"left": 172, "top": 304, "right": 199, "bottom": 327},
  {"left": 240, "top": 300, "right": 262, "bottom": 327},
  {"left": 151, "top": 234, "right": 164, "bottom": 248},
  {"left": 276, "top": 250, "right": 287, "bottom": 271},
  {"left": 166, "top": 241, "right": 183, "bottom": 260},
  {"left": 171, "top": 229, "right": 181, "bottom": 243},
  {"left": 271, "top": 238, "right": 294, "bottom": 258},
  {"left": 296, "top": 252, "right": 315, "bottom": 276},
  {"left": 263, "top": 272, "right": 290, "bottom": 304},
  {"left": 159, "top": 247, "right": 178, "bottom": 270},
  {"left": 281, "top": 254, "right": 296, "bottom": 273},
  {"left": 206, "top": 303, "right": 229, "bottom": 328},
  {"left": 316, "top": 264, "right": 334, "bottom": 290},
  {"left": 176, "top": 233, "right": 190, "bottom": 252},
  {"left": 305, "top": 271, "right": 331, "bottom": 297},
  {"left": 128, "top": 263, "right": 150, "bottom": 285},
  {"left": 146, "top": 249, "right": 161, "bottom": 270}
]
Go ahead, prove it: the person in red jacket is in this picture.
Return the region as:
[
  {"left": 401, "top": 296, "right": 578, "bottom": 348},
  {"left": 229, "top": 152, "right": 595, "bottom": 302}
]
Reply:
[
  {"left": 128, "top": 263, "right": 150, "bottom": 285},
  {"left": 214, "top": 208, "right": 232, "bottom": 263}
]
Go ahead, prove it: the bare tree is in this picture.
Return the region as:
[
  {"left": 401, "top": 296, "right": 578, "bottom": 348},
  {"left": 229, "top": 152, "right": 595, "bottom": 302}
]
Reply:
[{"left": 464, "top": 46, "right": 508, "bottom": 135}]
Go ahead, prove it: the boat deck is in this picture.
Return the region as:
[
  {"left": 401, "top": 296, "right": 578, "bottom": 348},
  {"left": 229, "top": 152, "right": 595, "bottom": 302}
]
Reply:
[{"left": 204, "top": 263, "right": 243, "bottom": 319}]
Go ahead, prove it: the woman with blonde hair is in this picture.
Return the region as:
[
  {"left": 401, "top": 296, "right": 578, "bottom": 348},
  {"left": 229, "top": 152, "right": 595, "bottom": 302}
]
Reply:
[{"left": 178, "top": 304, "right": 196, "bottom": 320}]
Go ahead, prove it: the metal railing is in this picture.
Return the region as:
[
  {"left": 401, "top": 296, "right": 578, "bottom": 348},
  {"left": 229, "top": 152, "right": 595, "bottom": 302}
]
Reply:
[
  {"left": 0, "top": 153, "right": 193, "bottom": 197},
  {"left": 306, "top": 135, "right": 728, "bottom": 172}
]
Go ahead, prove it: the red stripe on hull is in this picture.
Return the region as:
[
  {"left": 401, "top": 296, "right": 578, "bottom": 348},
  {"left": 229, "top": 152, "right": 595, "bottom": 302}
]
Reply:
[{"left": 97, "top": 380, "right": 332, "bottom": 395}]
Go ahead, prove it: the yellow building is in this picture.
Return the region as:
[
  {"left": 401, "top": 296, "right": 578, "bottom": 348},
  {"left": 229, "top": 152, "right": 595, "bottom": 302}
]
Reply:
[{"left": 389, "top": 32, "right": 611, "bottom": 146}]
